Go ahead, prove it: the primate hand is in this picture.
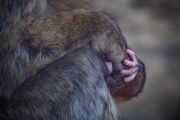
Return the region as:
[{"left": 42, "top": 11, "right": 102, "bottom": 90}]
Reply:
[
  {"left": 106, "top": 49, "right": 139, "bottom": 83},
  {"left": 120, "top": 49, "right": 139, "bottom": 83}
]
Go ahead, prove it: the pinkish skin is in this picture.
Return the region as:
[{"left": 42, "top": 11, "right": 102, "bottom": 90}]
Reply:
[{"left": 106, "top": 49, "right": 139, "bottom": 83}]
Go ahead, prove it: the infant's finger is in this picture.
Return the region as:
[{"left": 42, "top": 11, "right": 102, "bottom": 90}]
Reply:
[
  {"left": 124, "top": 72, "right": 138, "bottom": 83},
  {"left": 120, "top": 67, "right": 138, "bottom": 75},
  {"left": 124, "top": 59, "right": 138, "bottom": 67},
  {"left": 126, "top": 49, "right": 138, "bottom": 63},
  {"left": 126, "top": 49, "right": 135, "bottom": 58}
]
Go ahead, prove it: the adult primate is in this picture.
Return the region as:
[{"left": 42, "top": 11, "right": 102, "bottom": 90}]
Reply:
[{"left": 0, "top": 0, "right": 146, "bottom": 119}]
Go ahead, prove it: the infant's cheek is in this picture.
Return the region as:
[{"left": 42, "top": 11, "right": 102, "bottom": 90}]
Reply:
[{"left": 105, "top": 62, "right": 113, "bottom": 74}]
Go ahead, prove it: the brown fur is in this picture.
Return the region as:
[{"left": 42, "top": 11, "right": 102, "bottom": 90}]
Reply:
[{"left": 0, "top": 0, "right": 145, "bottom": 119}]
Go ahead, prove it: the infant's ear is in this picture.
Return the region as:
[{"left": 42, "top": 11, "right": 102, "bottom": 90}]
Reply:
[{"left": 105, "top": 62, "right": 113, "bottom": 74}]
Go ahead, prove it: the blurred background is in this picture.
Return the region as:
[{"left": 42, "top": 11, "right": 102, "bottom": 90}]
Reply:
[{"left": 87, "top": 0, "right": 180, "bottom": 120}]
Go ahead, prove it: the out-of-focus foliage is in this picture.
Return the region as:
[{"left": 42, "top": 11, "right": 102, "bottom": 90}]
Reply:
[{"left": 132, "top": 0, "right": 180, "bottom": 13}]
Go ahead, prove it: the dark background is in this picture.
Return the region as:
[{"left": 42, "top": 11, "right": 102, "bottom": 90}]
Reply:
[{"left": 87, "top": 0, "right": 180, "bottom": 120}]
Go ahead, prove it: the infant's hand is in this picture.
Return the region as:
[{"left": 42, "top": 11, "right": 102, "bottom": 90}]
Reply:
[{"left": 120, "top": 49, "right": 139, "bottom": 83}]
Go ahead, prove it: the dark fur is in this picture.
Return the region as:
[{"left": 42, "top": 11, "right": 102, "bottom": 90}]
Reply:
[
  {"left": 0, "top": 0, "right": 128, "bottom": 100},
  {"left": 0, "top": 0, "right": 146, "bottom": 119},
  {"left": 6, "top": 45, "right": 120, "bottom": 119}
]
